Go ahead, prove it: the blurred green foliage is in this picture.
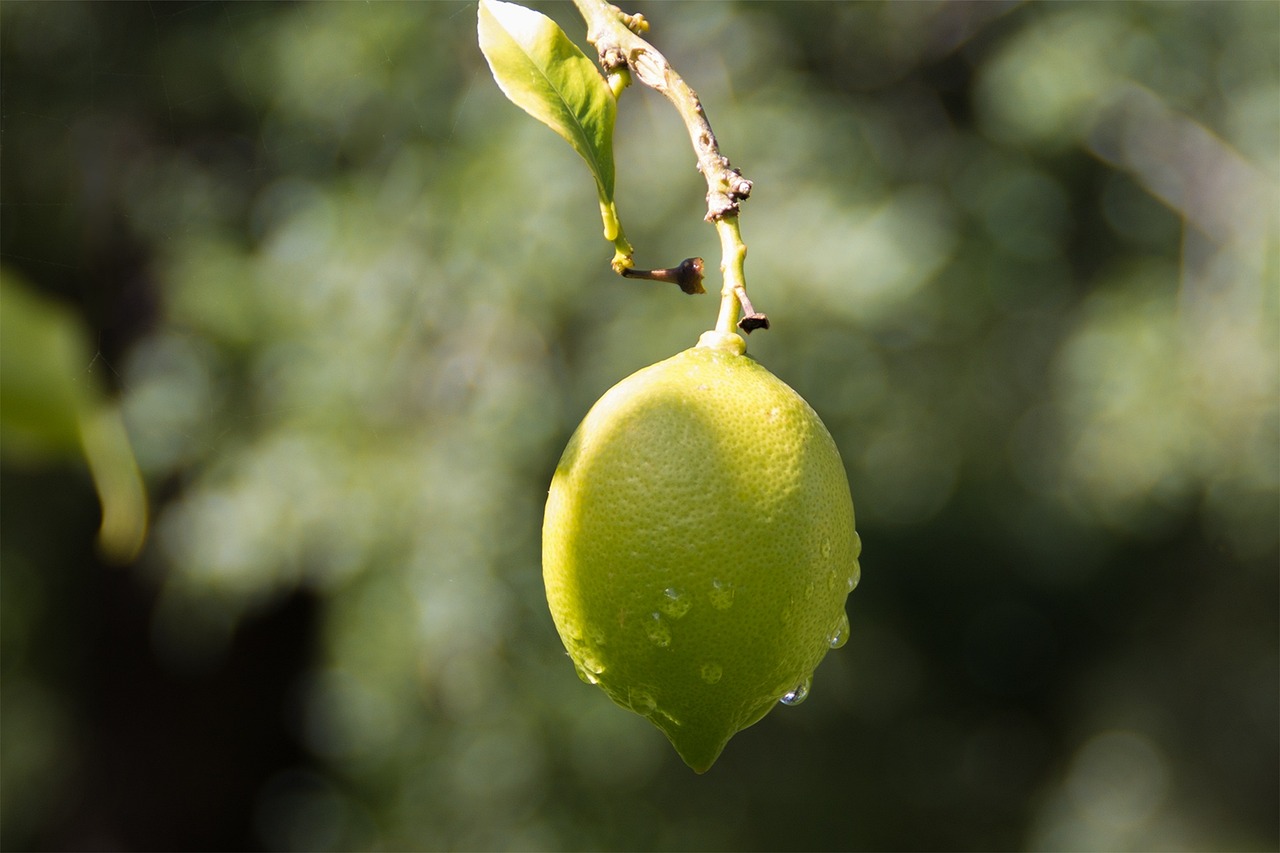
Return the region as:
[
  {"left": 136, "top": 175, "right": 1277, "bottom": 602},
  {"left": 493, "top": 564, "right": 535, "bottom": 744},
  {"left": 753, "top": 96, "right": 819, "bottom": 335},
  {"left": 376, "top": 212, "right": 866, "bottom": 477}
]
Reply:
[
  {"left": 1, "top": 1, "right": 1276, "bottom": 850},
  {"left": 0, "top": 272, "right": 148, "bottom": 563}
]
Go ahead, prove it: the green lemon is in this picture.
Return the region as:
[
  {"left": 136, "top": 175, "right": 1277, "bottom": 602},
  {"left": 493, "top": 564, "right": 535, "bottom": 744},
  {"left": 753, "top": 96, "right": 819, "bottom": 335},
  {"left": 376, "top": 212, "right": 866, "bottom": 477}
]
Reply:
[{"left": 543, "top": 330, "right": 861, "bottom": 772}]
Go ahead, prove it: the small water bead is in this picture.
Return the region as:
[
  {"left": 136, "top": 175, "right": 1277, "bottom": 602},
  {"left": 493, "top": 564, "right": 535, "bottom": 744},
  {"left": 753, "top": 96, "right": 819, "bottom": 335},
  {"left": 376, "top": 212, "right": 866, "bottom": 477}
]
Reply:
[
  {"left": 821, "top": 538, "right": 832, "bottom": 559},
  {"left": 699, "top": 662, "right": 723, "bottom": 685},
  {"left": 708, "top": 578, "right": 735, "bottom": 610},
  {"left": 646, "top": 612, "right": 672, "bottom": 648},
  {"left": 846, "top": 560, "right": 862, "bottom": 593},
  {"left": 659, "top": 587, "right": 692, "bottom": 619},
  {"left": 828, "top": 611, "right": 850, "bottom": 649},
  {"left": 780, "top": 677, "right": 812, "bottom": 706},
  {"left": 574, "top": 663, "right": 599, "bottom": 685},
  {"left": 628, "top": 689, "right": 657, "bottom": 714}
]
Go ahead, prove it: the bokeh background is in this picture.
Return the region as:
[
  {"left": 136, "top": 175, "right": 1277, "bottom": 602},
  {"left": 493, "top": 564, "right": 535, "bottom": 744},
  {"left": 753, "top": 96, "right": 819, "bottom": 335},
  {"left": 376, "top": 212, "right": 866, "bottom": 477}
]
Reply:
[{"left": 2, "top": 1, "right": 1277, "bottom": 850}]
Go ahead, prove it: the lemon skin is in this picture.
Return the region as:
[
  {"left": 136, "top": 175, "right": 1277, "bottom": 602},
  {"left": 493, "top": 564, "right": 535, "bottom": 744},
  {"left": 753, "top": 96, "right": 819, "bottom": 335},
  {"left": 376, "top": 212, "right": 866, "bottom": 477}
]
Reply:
[{"left": 543, "top": 332, "right": 861, "bottom": 773}]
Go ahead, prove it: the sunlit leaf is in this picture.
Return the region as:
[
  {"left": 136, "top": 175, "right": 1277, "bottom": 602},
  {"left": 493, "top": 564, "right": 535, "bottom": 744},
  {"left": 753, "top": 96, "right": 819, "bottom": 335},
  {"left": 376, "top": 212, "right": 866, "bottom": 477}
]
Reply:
[{"left": 478, "top": 0, "right": 617, "bottom": 200}]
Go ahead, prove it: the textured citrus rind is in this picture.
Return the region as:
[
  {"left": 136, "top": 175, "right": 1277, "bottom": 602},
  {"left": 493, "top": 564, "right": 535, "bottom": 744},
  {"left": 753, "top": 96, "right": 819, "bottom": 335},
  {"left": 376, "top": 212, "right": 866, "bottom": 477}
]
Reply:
[{"left": 543, "top": 344, "right": 860, "bottom": 772}]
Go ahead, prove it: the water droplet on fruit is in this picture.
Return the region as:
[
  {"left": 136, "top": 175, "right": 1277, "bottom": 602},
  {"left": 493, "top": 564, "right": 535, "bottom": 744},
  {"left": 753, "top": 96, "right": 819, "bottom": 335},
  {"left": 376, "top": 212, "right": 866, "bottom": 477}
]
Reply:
[
  {"left": 700, "top": 662, "right": 723, "bottom": 684},
  {"left": 574, "top": 662, "right": 599, "bottom": 685},
  {"left": 629, "top": 689, "right": 656, "bottom": 714},
  {"left": 828, "top": 612, "right": 850, "bottom": 649},
  {"left": 821, "top": 538, "right": 832, "bottom": 559},
  {"left": 583, "top": 655, "right": 605, "bottom": 674},
  {"left": 847, "top": 560, "right": 862, "bottom": 593},
  {"left": 646, "top": 612, "right": 672, "bottom": 648},
  {"left": 709, "top": 578, "right": 735, "bottom": 610},
  {"left": 660, "top": 587, "right": 691, "bottom": 618},
  {"left": 780, "top": 678, "right": 811, "bottom": 706}
]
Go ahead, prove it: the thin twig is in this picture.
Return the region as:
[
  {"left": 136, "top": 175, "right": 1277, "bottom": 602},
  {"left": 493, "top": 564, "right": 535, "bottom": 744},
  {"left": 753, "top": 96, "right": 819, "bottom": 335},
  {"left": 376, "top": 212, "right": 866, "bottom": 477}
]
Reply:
[
  {"left": 572, "top": 0, "right": 766, "bottom": 334},
  {"left": 572, "top": 0, "right": 752, "bottom": 221}
]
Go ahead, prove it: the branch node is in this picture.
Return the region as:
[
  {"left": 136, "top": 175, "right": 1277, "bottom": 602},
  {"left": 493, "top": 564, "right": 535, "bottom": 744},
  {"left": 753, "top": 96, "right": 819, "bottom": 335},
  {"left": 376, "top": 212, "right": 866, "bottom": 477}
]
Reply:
[
  {"left": 618, "top": 7, "right": 648, "bottom": 34},
  {"left": 600, "top": 45, "right": 628, "bottom": 73}
]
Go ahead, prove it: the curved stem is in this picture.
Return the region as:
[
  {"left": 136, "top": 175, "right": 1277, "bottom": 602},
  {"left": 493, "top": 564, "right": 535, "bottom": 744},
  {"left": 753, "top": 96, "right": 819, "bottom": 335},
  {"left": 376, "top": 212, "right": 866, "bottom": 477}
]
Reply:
[
  {"left": 573, "top": 0, "right": 752, "bottom": 220},
  {"left": 573, "top": 0, "right": 766, "bottom": 332}
]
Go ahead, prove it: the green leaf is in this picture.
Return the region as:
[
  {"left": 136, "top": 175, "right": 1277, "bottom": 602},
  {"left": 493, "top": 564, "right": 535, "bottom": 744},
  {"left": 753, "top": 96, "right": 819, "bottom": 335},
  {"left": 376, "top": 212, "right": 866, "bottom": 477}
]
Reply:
[
  {"left": 0, "top": 271, "right": 149, "bottom": 562},
  {"left": 478, "top": 0, "right": 616, "bottom": 200}
]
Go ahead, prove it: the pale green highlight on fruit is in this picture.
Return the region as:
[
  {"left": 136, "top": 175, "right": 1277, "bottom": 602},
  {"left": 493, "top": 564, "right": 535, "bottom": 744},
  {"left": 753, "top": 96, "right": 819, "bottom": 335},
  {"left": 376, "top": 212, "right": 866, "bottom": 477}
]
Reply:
[{"left": 542, "top": 335, "right": 861, "bottom": 773}]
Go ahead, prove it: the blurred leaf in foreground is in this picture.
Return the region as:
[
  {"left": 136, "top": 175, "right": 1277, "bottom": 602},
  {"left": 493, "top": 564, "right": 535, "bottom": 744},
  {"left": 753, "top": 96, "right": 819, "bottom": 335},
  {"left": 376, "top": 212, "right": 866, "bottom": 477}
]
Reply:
[{"left": 0, "top": 271, "right": 148, "bottom": 562}]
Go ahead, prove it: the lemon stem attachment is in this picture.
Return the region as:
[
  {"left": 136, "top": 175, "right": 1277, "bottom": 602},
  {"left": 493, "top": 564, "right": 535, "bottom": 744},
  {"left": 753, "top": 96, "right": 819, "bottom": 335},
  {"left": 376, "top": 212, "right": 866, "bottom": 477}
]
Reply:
[{"left": 573, "top": 0, "right": 767, "bottom": 332}]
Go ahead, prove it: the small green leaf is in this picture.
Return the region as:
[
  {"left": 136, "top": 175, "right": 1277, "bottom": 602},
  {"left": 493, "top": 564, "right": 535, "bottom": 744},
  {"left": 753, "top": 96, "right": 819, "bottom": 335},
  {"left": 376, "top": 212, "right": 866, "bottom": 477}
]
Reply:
[
  {"left": 0, "top": 271, "right": 149, "bottom": 562},
  {"left": 478, "top": 0, "right": 617, "bottom": 200}
]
